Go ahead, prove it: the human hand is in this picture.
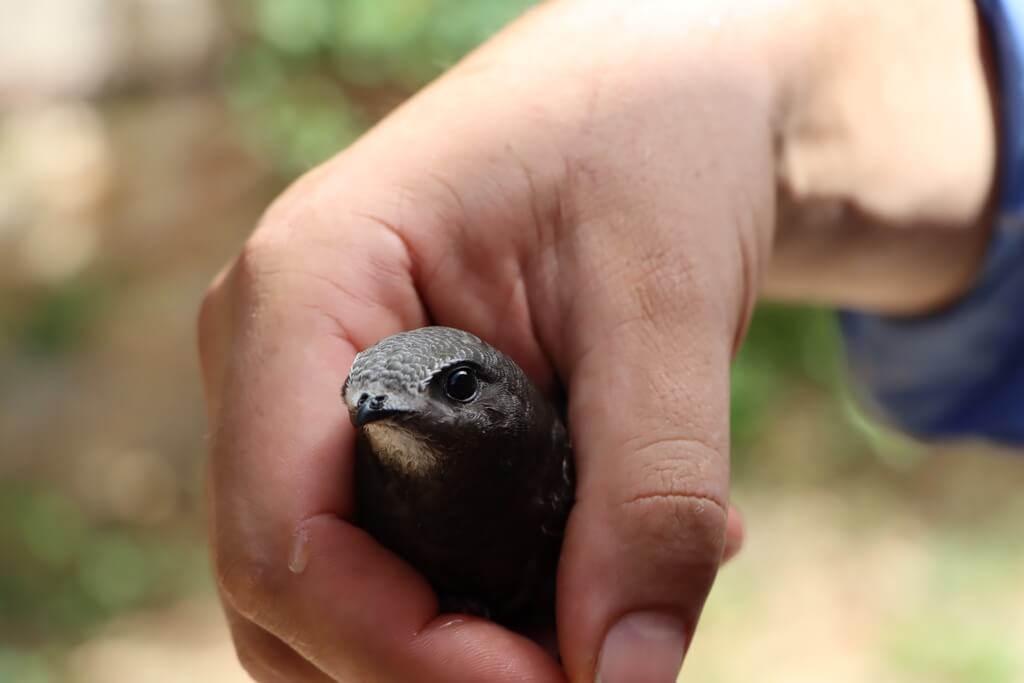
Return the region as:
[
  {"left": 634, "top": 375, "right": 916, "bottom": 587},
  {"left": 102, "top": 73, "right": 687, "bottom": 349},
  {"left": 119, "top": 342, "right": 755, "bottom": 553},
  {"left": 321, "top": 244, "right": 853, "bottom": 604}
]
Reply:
[{"left": 199, "top": 1, "right": 995, "bottom": 681}]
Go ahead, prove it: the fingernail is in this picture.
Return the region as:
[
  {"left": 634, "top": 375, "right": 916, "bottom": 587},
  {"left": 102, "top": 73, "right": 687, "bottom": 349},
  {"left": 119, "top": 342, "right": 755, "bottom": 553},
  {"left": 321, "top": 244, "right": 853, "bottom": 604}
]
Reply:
[{"left": 597, "top": 612, "right": 687, "bottom": 683}]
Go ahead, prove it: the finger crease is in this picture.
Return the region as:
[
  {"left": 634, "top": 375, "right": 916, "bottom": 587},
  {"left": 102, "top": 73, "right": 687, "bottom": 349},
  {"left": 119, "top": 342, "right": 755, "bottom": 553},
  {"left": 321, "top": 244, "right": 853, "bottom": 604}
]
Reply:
[{"left": 622, "top": 491, "right": 728, "bottom": 518}]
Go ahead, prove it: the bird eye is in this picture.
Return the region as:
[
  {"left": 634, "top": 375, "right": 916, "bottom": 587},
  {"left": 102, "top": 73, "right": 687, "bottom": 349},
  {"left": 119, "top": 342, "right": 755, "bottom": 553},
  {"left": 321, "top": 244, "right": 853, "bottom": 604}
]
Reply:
[{"left": 444, "top": 367, "right": 478, "bottom": 402}]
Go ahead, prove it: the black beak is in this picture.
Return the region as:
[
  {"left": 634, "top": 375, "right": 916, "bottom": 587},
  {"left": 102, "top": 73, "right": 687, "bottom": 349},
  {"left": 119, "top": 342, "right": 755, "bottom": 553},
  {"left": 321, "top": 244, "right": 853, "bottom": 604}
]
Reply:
[{"left": 352, "top": 396, "right": 404, "bottom": 427}]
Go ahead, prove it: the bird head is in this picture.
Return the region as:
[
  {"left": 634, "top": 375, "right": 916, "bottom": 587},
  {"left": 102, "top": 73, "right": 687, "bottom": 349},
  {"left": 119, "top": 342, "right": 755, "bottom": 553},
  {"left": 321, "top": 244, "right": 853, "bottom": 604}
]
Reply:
[{"left": 342, "top": 326, "right": 536, "bottom": 476}]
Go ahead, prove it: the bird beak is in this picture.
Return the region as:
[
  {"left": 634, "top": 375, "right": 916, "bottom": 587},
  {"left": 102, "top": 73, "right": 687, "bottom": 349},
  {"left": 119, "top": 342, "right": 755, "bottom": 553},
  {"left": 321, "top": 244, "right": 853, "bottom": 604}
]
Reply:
[{"left": 353, "top": 401, "right": 404, "bottom": 427}]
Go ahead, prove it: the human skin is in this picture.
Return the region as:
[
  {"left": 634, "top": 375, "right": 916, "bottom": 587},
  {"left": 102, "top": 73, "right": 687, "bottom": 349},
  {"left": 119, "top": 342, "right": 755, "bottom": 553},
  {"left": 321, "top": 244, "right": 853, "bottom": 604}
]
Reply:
[{"left": 197, "top": 1, "right": 996, "bottom": 682}]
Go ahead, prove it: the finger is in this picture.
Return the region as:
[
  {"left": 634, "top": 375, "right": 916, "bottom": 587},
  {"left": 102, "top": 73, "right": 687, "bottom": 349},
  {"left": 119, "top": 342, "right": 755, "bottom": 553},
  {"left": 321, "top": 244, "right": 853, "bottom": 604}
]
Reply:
[
  {"left": 722, "top": 504, "right": 745, "bottom": 564},
  {"left": 243, "top": 513, "right": 567, "bottom": 682},
  {"left": 210, "top": 218, "right": 565, "bottom": 682},
  {"left": 197, "top": 264, "right": 232, "bottom": 421},
  {"left": 556, "top": 213, "right": 743, "bottom": 683},
  {"left": 225, "top": 609, "right": 335, "bottom": 683}
]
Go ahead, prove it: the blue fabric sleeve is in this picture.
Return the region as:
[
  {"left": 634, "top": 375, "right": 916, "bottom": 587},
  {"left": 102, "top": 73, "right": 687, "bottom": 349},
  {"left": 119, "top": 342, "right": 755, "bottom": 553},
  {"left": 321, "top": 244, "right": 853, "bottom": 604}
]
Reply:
[{"left": 838, "top": 0, "right": 1024, "bottom": 445}]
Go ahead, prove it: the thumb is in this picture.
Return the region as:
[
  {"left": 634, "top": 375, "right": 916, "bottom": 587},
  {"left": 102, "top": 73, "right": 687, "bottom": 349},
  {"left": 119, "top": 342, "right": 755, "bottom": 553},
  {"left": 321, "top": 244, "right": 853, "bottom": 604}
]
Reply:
[{"left": 556, "top": 230, "right": 744, "bottom": 682}]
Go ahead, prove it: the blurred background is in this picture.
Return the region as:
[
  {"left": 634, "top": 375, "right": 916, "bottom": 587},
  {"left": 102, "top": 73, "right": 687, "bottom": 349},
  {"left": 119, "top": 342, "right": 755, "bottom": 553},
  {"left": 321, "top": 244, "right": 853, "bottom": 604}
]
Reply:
[{"left": 1, "top": 2, "right": 1022, "bottom": 682}]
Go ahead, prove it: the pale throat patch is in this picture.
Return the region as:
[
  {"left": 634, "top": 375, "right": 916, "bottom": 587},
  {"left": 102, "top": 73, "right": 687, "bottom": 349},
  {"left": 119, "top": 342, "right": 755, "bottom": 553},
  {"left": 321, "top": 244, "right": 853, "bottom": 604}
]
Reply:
[{"left": 363, "top": 423, "right": 441, "bottom": 476}]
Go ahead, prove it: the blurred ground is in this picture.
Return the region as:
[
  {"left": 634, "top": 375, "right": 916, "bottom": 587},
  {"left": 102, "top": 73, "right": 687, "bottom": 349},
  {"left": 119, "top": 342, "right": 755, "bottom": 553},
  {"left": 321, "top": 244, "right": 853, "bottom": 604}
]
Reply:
[{"left": 1, "top": 2, "right": 1022, "bottom": 682}]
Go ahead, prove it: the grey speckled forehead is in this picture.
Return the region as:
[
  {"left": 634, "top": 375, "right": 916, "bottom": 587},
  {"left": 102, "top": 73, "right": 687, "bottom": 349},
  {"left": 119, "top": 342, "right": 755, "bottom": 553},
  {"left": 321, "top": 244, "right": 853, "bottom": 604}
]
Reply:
[{"left": 344, "top": 326, "right": 505, "bottom": 398}]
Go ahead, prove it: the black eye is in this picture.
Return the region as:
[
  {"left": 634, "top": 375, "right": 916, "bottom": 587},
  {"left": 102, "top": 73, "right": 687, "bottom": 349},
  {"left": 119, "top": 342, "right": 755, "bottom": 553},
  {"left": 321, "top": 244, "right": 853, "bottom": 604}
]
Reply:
[{"left": 444, "top": 367, "right": 479, "bottom": 402}]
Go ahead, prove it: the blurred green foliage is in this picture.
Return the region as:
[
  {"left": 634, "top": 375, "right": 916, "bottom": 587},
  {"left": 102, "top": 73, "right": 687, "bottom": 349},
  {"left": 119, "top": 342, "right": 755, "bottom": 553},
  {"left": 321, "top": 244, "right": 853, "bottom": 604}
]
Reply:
[
  {"left": 883, "top": 531, "right": 1024, "bottom": 683},
  {"left": 731, "top": 305, "right": 845, "bottom": 452},
  {"left": 0, "top": 482, "right": 208, "bottom": 648},
  {"left": 0, "top": 275, "right": 112, "bottom": 359},
  {"left": 225, "top": 0, "right": 537, "bottom": 171}
]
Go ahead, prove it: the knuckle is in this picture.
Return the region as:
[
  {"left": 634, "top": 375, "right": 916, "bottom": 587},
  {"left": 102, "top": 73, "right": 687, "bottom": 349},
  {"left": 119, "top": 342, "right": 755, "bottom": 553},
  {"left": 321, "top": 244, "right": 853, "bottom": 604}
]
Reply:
[
  {"left": 221, "top": 229, "right": 313, "bottom": 325},
  {"left": 234, "top": 643, "right": 276, "bottom": 683},
  {"left": 232, "top": 636, "right": 304, "bottom": 683},
  {"left": 215, "top": 551, "right": 283, "bottom": 626},
  {"left": 231, "top": 204, "right": 384, "bottom": 303},
  {"left": 620, "top": 492, "right": 727, "bottom": 566},
  {"left": 234, "top": 185, "right": 331, "bottom": 290},
  {"left": 612, "top": 436, "right": 729, "bottom": 565},
  {"left": 233, "top": 232, "right": 288, "bottom": 290},
  {"left": 623, "top": 435, "right": 726, "bottom": 505},
  {"left": 196, "top": 284, "right": 223, "bottom": 358}
]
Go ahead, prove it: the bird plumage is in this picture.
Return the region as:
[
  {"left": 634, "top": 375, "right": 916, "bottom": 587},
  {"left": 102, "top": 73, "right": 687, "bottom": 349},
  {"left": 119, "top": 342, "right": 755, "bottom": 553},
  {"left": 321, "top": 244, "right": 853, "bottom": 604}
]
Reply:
[{"left": 342, "top": 326, "right": 574, "bottom": 625}]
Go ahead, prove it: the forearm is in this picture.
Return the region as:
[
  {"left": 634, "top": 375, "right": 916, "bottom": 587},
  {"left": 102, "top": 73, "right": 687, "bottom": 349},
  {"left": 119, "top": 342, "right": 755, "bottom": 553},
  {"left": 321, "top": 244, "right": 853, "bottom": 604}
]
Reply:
[{"left": 764, "top": 0, "right": 998, "bottom": 313}]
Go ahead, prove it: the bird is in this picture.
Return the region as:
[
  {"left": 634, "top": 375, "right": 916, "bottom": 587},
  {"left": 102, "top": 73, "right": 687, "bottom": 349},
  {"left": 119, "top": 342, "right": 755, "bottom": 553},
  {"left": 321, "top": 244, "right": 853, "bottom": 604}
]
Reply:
[{"left": 341, "top": 326, "right": 574, "bottom": 626}]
